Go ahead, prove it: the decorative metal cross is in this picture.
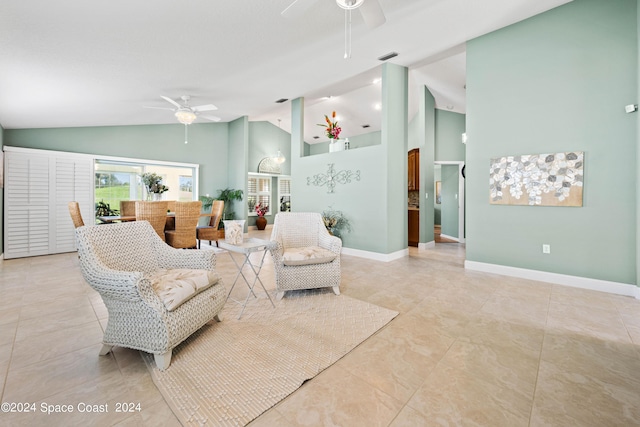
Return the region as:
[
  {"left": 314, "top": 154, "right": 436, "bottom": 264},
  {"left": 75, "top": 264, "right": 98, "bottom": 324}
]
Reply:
[{"left": 307, "top": 163, "right": 361, "bottom": 193}]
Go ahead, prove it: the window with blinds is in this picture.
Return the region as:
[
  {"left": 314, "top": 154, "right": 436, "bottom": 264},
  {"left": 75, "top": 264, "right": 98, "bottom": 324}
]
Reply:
[
  {"left": 247, "top": 173, "right": 272, "bottom": 216},
  {"left": 278, "top": 176, "right": 291, "bottom": 212}
]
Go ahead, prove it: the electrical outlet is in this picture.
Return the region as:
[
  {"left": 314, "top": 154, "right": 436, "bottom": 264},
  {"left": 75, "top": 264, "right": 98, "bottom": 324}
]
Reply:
[{"left": 542, "top": 244, "right": 551, "bottom": 254}]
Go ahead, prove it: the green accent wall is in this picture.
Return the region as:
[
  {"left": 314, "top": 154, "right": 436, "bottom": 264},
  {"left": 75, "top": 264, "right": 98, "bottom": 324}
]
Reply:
[
  {"left": 246, "top": 121, "right": 291, "bottom": 227},
  {"left": 418, "top": 86, "right": 436, "bottom": 245},
  {"left": 248, "top": 121, "right": 291, "bottom": 176},
  {"left": 434, "top": 165, "right": 441, "bottom": 225},
  {"left": 228, "top": 117, "right": 249, "bottom": 228},
  {"left": 307, "top": 130, "right": 381, "bottom": 156},
  {"left": 466, "top": 0, "right": 638, "bottom": 284},
  {"left": 0, "top": 124, "right": 3, "bottom": 254},
  {"left": 440, "top": 164, "right": 459, "bottom": 238},
  {"left": 435, "top": 110, "right": 466, "bottom": 162},
  {"left": 291, "top": 63, "right": 408, "bottom": 255},
  {"left": 382, "top": 63, "right": 409, "bottom": 253},
  {"left": 637, "top": 0, "right": 640, "bottom": 287},
  {"left": 3, "top": 123, "right": 230, "bottom": 199}
]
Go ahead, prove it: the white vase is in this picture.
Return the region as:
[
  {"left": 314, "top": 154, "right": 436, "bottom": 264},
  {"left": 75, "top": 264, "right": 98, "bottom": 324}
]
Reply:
[
  {"left": 223, "top": 220, "right": 246, "bottom": 245},
  {"left": 329, "top": 139, "right": 342, "bottom": 153}
]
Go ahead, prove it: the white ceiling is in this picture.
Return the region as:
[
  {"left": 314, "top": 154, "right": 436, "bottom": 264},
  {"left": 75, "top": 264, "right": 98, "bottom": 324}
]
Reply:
[{"left": 0, "top": 0, "right": 572, "bottom": 143}]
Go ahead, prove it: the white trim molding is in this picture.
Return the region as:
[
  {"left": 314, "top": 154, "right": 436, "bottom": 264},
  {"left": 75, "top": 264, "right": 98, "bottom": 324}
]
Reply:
[
  {"left": 342, "top": 247, "right": 409, "bottom": 262},
  {"left": 465, "top": 260, "right": 639, "bottom": 299},
  {"left": 418, "top": 241, "right": 435, "bottom": 250}
]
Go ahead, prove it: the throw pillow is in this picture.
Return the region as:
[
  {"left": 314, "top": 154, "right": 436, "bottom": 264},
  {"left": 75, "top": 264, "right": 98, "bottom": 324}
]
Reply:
[
  {"left": 149, "top": 269, "right": 220, "bottom": 311},
  {"left": 283, "top": 246, "right": 337, "bottom": 266}
]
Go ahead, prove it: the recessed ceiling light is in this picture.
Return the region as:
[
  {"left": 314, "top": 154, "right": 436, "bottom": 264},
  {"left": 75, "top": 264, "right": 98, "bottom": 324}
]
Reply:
[
  {"left": 446, "top": 105, "right": 454, "bottom": 110},
  {"left": 313, "top": 136, "right": 320, "bottom": 139},
  {"left": 362, "top": 124, "right": 370, "bottom": 128},
  {"left": 374, "top": 103, "right": 381, "bottom": 110},
  {"left": 372, "top": 78, "right": 381, "bottom": 84},
  {"left": 275, "top": 98, "right": 288, "bottom": 103}
]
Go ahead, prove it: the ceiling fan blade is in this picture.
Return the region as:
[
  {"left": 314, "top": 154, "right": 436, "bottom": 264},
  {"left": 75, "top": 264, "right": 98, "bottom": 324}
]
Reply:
[
  {"left": 161, "top": 95, "right": 182, "bottom": 109},
  {"left": 192, "top": 104, "right": 218, "bottom": 112},
  {"left": 359, "top": 0, "right": 386, "bottom": 29},
  {"left": 199, "top": 115, "right": 221, "bottom": 122},
  {"left": 281, "top": 0, "right": 318, "bottom": 18},
  {"left": 143, "top": 106, "right": 175, "bottom": 111}
]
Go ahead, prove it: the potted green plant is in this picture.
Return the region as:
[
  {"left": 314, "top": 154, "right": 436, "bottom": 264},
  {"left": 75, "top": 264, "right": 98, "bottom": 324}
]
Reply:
[
  {"left": 216, "top": 188, "right": 244, "bottom": 221},
  {"left": 199, "top": 195, "right": 215, "bottom": 212},
  {"left": 322, "top": 206, "right": 352, "bottom": 238}
]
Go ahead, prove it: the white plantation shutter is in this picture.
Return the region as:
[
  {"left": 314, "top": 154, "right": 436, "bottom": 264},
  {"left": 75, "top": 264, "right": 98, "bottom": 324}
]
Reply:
[
  {"left": 4, "top": 148, "right": 93, "bottom": 259},
  {"left": 5, "top": 151, "right": 50, "bottom": 258},
  {"left": 53, "top": 156, "right": 93, "bottom": 253},
  {"left": 278, "top": 176, "right": 291, "bottom": 212}
]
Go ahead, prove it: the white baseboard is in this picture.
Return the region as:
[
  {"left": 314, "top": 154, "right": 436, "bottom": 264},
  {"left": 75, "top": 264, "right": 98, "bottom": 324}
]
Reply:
[
  {"left": 418, "top": 241, "right": 435, "bottom": 250},
  {"left": 341, "top": 247, "right": 409, "bottom": 262},
  {"left": 440, "top": 233, "right": 460, "bottom": 242},
  {"left": 465, "top": 260, "right": 639, "bottom": 299}
]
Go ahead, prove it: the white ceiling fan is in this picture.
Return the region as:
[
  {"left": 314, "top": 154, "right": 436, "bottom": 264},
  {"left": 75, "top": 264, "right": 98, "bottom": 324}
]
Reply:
[
  {"left": 145, "top": 95, "right": 221, "bottom": 144},
  {"left": 282, "top": 0, "right": 386, "bottom": 58},
  {"left": 145, "top": 95, "right": 221, "bottom": 124}
]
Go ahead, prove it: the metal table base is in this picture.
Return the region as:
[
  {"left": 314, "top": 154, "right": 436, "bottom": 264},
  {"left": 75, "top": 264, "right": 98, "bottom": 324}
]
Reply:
[{"left": 218, "top": 238, "right": 276, "bottom": 319}]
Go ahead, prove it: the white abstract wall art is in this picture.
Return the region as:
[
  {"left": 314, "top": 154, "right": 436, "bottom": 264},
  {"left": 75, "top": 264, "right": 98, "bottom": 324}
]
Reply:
[{"left": 489, "top": 151, "right": 584, "bottom": 207}]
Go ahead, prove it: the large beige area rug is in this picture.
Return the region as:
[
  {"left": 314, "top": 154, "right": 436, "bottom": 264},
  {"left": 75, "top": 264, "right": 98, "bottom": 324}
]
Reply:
[{"left": 142, "top": 289, "right": 398, "bottom": 426}]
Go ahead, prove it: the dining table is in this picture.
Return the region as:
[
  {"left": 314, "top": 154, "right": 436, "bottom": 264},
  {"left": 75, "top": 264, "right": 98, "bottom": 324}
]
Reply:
[{"left": 97, "top": 212, "right": 215, "bottom": 224}]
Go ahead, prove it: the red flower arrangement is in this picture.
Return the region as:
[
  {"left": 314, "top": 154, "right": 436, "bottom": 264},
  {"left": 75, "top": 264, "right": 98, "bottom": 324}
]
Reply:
[
  {"left": 317, "top": 111, "right": 341, "bottom": 140},
  {"left": 254, "top": 202, "right": 269, "bottom": 217}
]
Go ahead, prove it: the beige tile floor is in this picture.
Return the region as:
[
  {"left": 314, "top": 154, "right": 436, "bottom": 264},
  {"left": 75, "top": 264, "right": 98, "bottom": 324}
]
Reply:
[{"left": 1, "top": 229, "right": 639, "bottom": 426}]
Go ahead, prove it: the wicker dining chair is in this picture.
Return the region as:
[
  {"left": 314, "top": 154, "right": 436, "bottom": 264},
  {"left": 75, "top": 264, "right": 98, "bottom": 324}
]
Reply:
[
  {"left": 135, "top": 201, "right": 169, "bottom": 241},
  {"left": 196, "top": 200, "right": 224, "bottom": 248},
  {"left": 119, "top": 200, "right": 136, "bottom": 218},
  {"left": 165, "top": 201, "right": 202, "bottom": 249},
  {"left": 75, "top": 221, "right": 226, "bottom": 370},
  {"left": 68, "top": 201, "right": 85, "bottom": 228}
]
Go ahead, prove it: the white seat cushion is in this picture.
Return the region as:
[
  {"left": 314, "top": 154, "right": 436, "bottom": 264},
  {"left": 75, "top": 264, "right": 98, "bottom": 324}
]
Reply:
[
  {"left": 282, "top": 246, "right": 337, "bottom": 266},
  {"left": 149, "top": 269, "right": 220, "bottom": 311}
]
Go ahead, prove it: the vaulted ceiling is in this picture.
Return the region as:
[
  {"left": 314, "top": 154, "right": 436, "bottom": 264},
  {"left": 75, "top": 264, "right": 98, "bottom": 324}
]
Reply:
[{"left": 0, "top": 0, "right": 572, "bottom": 142}]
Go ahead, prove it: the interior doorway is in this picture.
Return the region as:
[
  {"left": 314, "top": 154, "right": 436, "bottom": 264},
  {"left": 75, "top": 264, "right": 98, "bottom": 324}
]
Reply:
[{"left": 434, "top": 161, "right": 465, "bottom": 243}]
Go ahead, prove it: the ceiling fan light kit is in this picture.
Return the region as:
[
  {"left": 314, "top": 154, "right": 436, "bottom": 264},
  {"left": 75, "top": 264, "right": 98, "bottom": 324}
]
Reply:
[
  {"left": 336, "top": 0, "right": 364, "bottom": 10},
  {"left": 175, "top": 109, "right": 197, "bottom": 125}
]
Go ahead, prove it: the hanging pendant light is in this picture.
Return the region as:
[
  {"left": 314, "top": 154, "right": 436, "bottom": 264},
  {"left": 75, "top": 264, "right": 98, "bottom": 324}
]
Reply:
[{"left": 273, "top": 119, "right": 286, "bottom": 164}]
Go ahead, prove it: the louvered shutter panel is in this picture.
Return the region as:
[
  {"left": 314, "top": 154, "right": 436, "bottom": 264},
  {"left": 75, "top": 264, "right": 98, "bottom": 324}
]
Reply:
[
  {"left": 4, "top": 149, "right": 94, "bottom": 258},
  {"left": 53, "top": 156, "right": 93, "bottom": 253},
  {"left": 4, "top": 151, "right": 50, "bottom": 258}
]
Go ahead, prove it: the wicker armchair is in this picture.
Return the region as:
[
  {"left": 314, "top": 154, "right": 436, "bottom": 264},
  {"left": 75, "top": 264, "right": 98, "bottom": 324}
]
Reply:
[
  {"left": 75, "top": 221, "right": 226, "bottom": 370},
  {"left": 269, "top": 212, "right": 342, "bottom": 300},
  {"left": 165, "top": 201, "right": 202, "bottom": 249},
  {"left": 135, "top": 201, "right": 168, "bottom": 241},
  {"left": 196, "top": 200, "right": 224, "bottom": 248}
]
